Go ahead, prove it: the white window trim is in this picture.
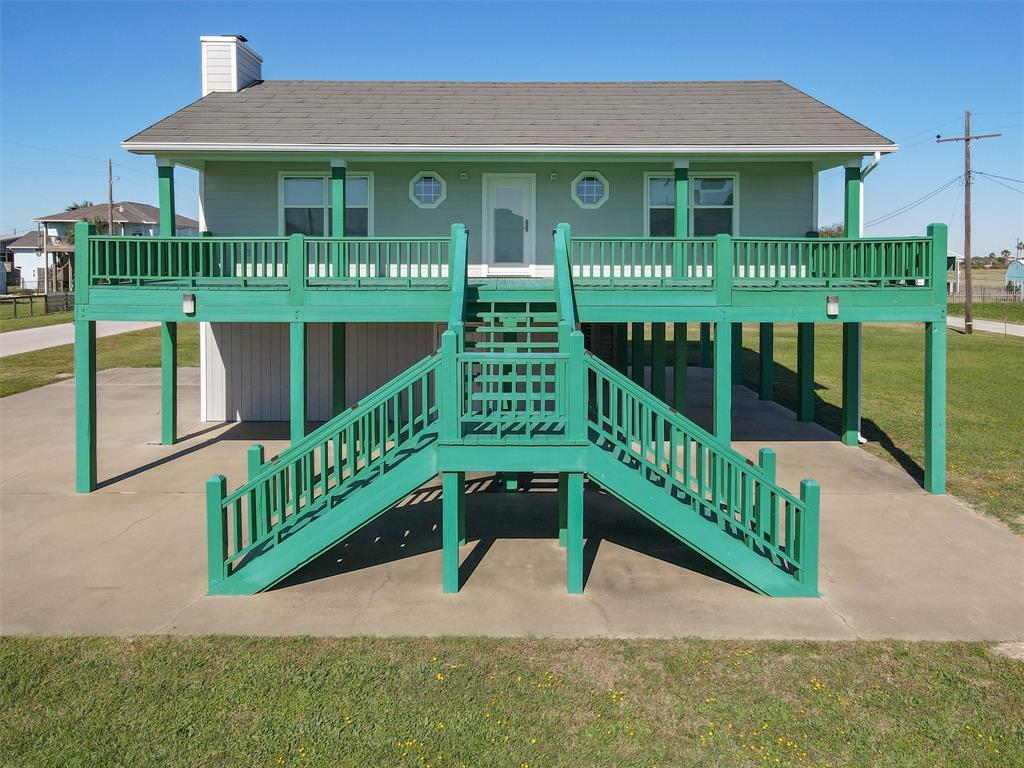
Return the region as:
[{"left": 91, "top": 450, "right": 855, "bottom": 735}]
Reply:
[
  {"left": 408, "top": 170, "right": 447, "bottom": 209},
  {"left": 690, "top": 172, "right": 740, "bottom": 236},
  {"left": 642, "top": 171, "right": 673, "bottom": 236},
  {"left": 277, "top": 171, "right": 374, "bottom": 236},
  {"left": 571, "top": 171, "right": 609, "bottom": 210}
]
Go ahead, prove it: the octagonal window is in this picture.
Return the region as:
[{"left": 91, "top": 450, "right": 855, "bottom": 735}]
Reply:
[
  {"left": 409, "top": 172, "right": 447, "bottom": 208},
  {"left": 571, "top": 172, "right": 609, "bottom": 209}
]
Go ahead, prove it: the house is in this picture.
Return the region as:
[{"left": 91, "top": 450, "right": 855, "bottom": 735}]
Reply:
[
  {"left": 0, "top": 233, "right": 22, "bottom": 294},
  {"left": 10, "top": 202, "right": 198, "bottom": 291},
  {"left": 73, "top": 34, "right": 949, "bottom": 599},
  {"left": 1006, "top": 260, "right": 1024, "bottom": 291}
]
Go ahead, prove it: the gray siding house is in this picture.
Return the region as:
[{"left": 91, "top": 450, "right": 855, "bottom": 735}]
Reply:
[{"left": 123, "top": 35, "right": 895, "bottom": 423}]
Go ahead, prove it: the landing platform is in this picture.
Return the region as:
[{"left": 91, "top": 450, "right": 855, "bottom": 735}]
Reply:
[{"left": 2, "top": 367, "right": 1020, "bottom": 639}]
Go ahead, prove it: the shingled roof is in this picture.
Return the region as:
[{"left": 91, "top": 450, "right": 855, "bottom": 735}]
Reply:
[
  {"left": 34, "top": 202, "right": 198, "bottom": 227},
  {"left": 123, "top": 80, "right": 895, "bottom": 152}
]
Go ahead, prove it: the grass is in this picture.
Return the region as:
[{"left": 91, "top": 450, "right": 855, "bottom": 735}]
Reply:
[
  {"left": 632, "top": 323, "right": 1024, "bottom": 533},
  {"left": 1, "top": 636, "right": 1020, "bottom": 768},
  {"left": 948, "top": 302, "right": 1024, "bottom": 324},
  {"left": 0, "top": 324, "right": 199, "bottom": 398},
  {"left": 0, "top": 309, "right": 74, "bottom": 333}
]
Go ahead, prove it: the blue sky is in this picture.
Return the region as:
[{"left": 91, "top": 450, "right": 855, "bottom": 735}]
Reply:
[{"left": 2, "top": 1, "right": 1021, "bottom": 256}]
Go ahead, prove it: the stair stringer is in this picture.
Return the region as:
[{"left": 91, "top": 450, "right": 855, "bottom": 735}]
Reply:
[
  {"left": 585, "top": 444, "right": 816, "bottom": 597},
  {"left": 210, "top": 437, "right": 440, "bottom": 596}
]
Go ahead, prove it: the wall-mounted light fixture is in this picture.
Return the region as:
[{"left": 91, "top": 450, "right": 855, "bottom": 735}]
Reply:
[
  {"left": 459, "top": 171, "right": 468, "bottom": 181},
  {"left": 826, "top": 295, "right": 840, "bottom": 318},
  {"left": 549, "top": 172, "right": 559, "bottom": 182},
  {"left": 182, "top": 293, "right": 196, "bottom": 316}
]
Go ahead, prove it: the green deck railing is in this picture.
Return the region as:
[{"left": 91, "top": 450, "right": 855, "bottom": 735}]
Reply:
[
  {"left": 585, "top": 352, "right": 819, "bottom": 590},
  {"left": 305, "top": 236, "right": 451, "bottom": 287},
  {"left": 206, "top": 352, "right": 441, "bottom": 590},
  {"left": 569, "top": 235, "right": 715, "bottom": 287}
]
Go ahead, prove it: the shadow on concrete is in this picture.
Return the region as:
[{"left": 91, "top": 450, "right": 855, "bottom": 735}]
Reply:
[{"left": 274, "top": 474, "right": 745, "bottom": 593}]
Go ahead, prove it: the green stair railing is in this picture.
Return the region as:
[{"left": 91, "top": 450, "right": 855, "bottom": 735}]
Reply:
[
  {"left": 206, "top": 352, "right": 442, "bottom": 591},
  {"left": 585, "top": 352, "right": 820, "bottom": 592}
]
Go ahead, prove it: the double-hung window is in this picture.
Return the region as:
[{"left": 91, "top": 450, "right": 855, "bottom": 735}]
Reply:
[
  {"left": 644, "top": 173, "right": 737, "bottom": 236},
  {"left": 280, "top": 174, "right": 372, "bottom": 236}
]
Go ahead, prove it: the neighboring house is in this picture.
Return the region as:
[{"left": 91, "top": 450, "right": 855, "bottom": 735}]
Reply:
[
  {"left": 11, "top": 202, "right": 198, "bottom": 291},
  {"left": 1006, "top": 260, "right": 1024, "bottom": 291},
  {"left": 0, "top": 233, "right": 22, "bottom": 293},
  {"left": 72, "top": 35, "right": 949, "bottom": 600}
]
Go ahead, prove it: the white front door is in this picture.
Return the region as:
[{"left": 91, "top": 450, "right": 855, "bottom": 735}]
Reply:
[{"left": 482, "top": 174, "right": 535, "bottom": 273}]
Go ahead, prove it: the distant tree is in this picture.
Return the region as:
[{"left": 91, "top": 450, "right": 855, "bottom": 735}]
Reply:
[
  {"left": 817, "top": 223, "right": 845, "bottom": 238},
  {"left": 65, "top": 201, "right": 94, "bottom": 211}
]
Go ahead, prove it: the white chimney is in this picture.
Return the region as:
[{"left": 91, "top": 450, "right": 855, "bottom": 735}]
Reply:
[{"left": 200, "top": 35, "right": 262, "bottom": 96}]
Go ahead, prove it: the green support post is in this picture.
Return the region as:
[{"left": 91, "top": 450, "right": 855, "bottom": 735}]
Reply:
[
  {"left": 714, "top": 233, "right": 733, "bottom": 306},
  {"left": 672, "top": 162, "right": 689, "bottom": 277},
  {"left": 442, "top": 471, "right": 465, "bottom": 593},
  {"left": 843, "top": 165, "right": 862, "bottom": 238},
  {"left": 673, "top": 322, "right": 687, "bottom": 413},
  {"left": 287, "top": 233, "right": 305, "bottom": 306},
  {"left": 330, "top": 161, "right": 346, "bottom": 236},
  {"left": 924, "top": 321, "right": 947, "bottom": 494},
  {"left": 631, "top": 322, "right": 645, "bottom": 387},
  {"left": 74, "top": 221, "right": 95, "bottom": 493},
  {"left": 206, "top": 474, "right": 227, "bottom": 591},
  {"left": 758, "top": 322, "right": 773, "bottom": 401},
  {"left": 503, "top": 473, "right": 519, "bottom": 493},
  {"left": 160, "top": 321, "right": 177, "bottom": 445},
  {"left": 797, "top": 323, "right": 815, "bottom": 423},
  {"left": 558, "top": 471, "right": 569, "bottom": 547},
  {"left": 331, "top": 322, "right": 346, "bottom": 416},
  {"left": 841, "top": 323, "right": 861, "bottom": 445},
  {"left": 713, "top": 321, "right": 732, "bottom": 441},
  {"left": 289, "top": 322, "right": 307, "bottom": 443},
  {"left": 566, "top": 472, "right": 584, "bottom": 594},
  {"left": 74, "top": 318, "right": 96, "bottom": 493},
  {"left": 799, "top": 479, "right": 821, "bottom": 595},
  {"left": 440, "top": 331, "right": 459, "bottom": 442},
  {"left": 246, "top": 443, "right": 265, "bottom": 539},
  {"left": 928, "top": 223, "right": 949, "bottom": 306},
  {"left": 651, "top": 322, "right": 666, "bottom": 401},
  {"left": 731, "top": 323, "right": 743, "bottom": 385},
  {"left": 614, "top": 323, "right": 628, "bottom": 375},
  {"left": 699, "top": 323, "right": 712, "bottom": 367},
  {"left": 757, "top": 448, "right": 777, "bottom": 542},
  {"left": 157, "top": 161, "right": 175, "bottom": 236}
]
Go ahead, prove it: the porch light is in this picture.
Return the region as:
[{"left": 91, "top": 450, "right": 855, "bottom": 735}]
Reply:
[
  {"left": 459, "top": 171, "right": 468, "bottom": 181},
  {"left": 826, "top": 295, "right": 839, "bottom": 318},
  {"left": 182, "top": 293, "right": 196, "bottom": 316},
  {"left": 549, "top": 172, "right": 559, "bottom": 181}
]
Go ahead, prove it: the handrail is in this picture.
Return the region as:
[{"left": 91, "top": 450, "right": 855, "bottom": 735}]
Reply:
[
  {"left": 553, "top": 223, "right": 579, "bottom": 328},
  {"left": 305, "top": 235, "right": 450, "bottom": 286},
  {"left": 446, "top": 223, "right": 469, "bottom": 327},
  {"left": 585, "top": 351, "right": 818, "bottom": 590},
  {"left": 569, "top": 235, "right": 715, "bottom": 287},
  {"left": 206, "top": 352, "right": 441, "bottom": 589}
]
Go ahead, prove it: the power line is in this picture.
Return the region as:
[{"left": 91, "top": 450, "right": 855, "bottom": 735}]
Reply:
[
  {"left": 864, "top": 174, "right": 965, "bottom": 227},
  {"left": 974, "top": 170, "right": 1024, "bottom": 185},
  {"left": 975, "top": 173, "right": 1024, "bottom": 195}
]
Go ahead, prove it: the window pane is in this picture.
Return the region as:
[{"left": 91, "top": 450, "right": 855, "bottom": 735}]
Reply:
[
  {"left": 575, "top": 176, "right": 605, "bottom": 205},
  {"left": 649, "top": 208, "right": 675, "bottom": 237},
  {"left": 413, "top": 176, "right": 442, "bottom": 205},
  {"left": 346, "top": 176, "right": 369, "bottom": 207},
  {"left": 284, "top": 207, "right": 324, "bottom": 236},
  {"left": 693, "top": 208, "right": 733, "bottom": 236},
  {"left": 692, "top": 178, "right": 734, "bottom": 207},
  {"left": 649, "top": 177, "right": 674, "bottom": 207},
  {"left": 283, "top": 177, "right": 324, "bottom": 207},
  {"left": 344, "top": 208, "right": 368, "bottom": 237}
]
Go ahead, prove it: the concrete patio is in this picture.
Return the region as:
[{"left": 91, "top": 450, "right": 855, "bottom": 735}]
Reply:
[{"left": 1, "top": 366, "right": 1021, "bottom": 640}]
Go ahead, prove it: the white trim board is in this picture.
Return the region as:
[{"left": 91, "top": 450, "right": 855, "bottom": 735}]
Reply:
[{"left": 125, "top": 142, "right": 898, "bottom": 154}]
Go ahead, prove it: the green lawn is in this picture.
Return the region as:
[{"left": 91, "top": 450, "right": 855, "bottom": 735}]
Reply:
[
  {"left": 948, "top": 302, "right": 1024, "bottom": 324},
  {"left": 1, "top": 637, "right": 1020, "bottom": 768},
  {"left": 632, "top": 323, "right": 1023, "bottom": 533},
  {"left": 0, "top": 309, "right": 74, "bottom": 333},
  {"left": 0, "top": 324, "right": 199, "bottom": 398}
]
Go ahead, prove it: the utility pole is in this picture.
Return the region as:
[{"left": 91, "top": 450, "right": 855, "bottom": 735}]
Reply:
[
  {"left": 937, "top": 111, "right": 1001, "bottom": 335},
  {"left": 107, "top": 159, "right": 114, "bottom": 235}
]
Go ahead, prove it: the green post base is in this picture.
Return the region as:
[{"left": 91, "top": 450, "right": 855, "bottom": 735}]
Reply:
[
  {"left": 160, "top": 321, "right": 177, "bottom": 445},
  {"left": 713, "top": 322, "right": 732, "bottom": 442},
  {"left": 797, "top": 323, "right": 815, "bottom": 423},
  {"left": 289, "top": 322, "right": 307, "bottom": 444},
  {"left": 673, "top": 322, "right": 687, "bottom": 413},
  {"left": 442, "top": 471, "right": 465, "bottom": 593},
  {"left": 699, "top": 323, "right": 712, "bottom": 367},
  {"left": 731, "top": 323, "right": 743, "bottom": 384},
  {"left": 74, "top": 318, "right": 97, "bottom": 493},
  {"left": 631, "top": 322, "right": 644, "bottom": 387},
  {"left": 502, "top": 472, "right": 519, "bottom": 493},
  {"left": 758, "top": 322, "right": 773, "bottom": 401},
  {"left": 841, "top": 322, "right": 861, "bottom": 446},
  {"left": 566, "top": 472, "right": 584, "bottom": 593},
  {"left": 924, "top": 321, "right": 947, "bottom": 494},
  {"left": 558, "top": 471, "right": 568, "bottom": 547}
]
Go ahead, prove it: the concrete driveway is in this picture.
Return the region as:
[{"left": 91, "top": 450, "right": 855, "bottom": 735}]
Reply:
[
  {"left": 0, "top": 321, "right": 158, "bottom": 357},
  {"left": 1, "top": 367, "right": 1021, "bottom": 639}
]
